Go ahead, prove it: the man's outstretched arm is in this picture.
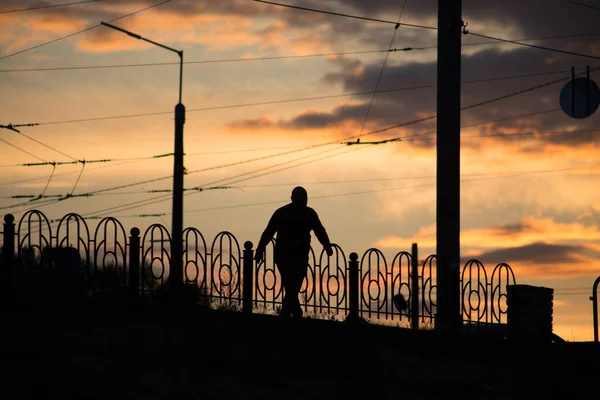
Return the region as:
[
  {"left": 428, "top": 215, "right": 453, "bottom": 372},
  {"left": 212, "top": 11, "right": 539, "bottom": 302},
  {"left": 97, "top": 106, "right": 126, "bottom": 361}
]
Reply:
[
  {"left": 255, "top": 212, "right": 279, "bottom": 262},
  {"left": 311, "top": 211, "right": 333, "bottom": 256}
]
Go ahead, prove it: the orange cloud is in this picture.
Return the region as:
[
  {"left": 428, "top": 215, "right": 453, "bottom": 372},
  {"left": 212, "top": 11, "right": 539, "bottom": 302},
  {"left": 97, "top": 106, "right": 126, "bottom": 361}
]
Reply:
[
  {"left": 2, "top": 33, "right": 47, "bottom": 55},
  {"left": 225, "top": 105, "right": 365, "bottom": 140},
  {"left": 376, "top": 216, "right": 600, "bottom": 249},
  {"left": 374, "top": 216, "right": 600, "bottom": 277},
  {"left": 27, "top": 15, "right": 88, "bottom": 33},
  {"left": 75, "top": 29, "right": 155, "bottom": 53}
]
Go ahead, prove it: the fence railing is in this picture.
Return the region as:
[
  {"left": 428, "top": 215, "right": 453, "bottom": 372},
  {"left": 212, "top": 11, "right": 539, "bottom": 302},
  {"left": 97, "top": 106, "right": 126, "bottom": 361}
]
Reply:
[{"left": 0, "top": 211, "right": 516, "bottom": 328}]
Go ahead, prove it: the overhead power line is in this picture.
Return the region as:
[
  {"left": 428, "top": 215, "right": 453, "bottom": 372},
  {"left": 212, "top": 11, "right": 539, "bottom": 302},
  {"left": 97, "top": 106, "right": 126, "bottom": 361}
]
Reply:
[
  {"left": 13, "top": 154, "right": 600, "bottom": 200},
  {"left": 397, "top": 108, "right": 561, "bottom": 142},
  {"left": 3, "top": 31, "right": 598, "bottom": 74},
  {"left": 251, "top": 0, "right": 600, "bottom": 64},
  {"left": 0, "top": 75, "right": 579, "bottom": 210},
  {"left": 564, "top": 0, "right": 600, "bottom": 11},
  {"left": 178, "top": 162, "right": 600, "bottom": 214},
  {"left": 1, "top": 107, "right": 573, "bottom": 196},
  {"left": 356, "top": 1, "right": 407, "bottom": 148},
  {"left": 404, "top": 126, "right": 600, "bottom": 143},
  {"left": 0, "top": 0, "right": 172, "bottom": 61},
  {"left": 0, "top": 0, "right": 102, "bottom": 14},
  {"left": 83, "top": 146, "right": 367, "bottom": 218},
  {"left": 0, "top": 73, "right": 579, "bottom": 197},
  {"left": 17, "top": 146, "right": 368, "bottom": 219},
  {"left": 0, "top": 49, "right": 399, "bottom": 73},
  {"left": 72, "top": 69, "right": 593, "bottom": 209},
  {"left": 251, "top": 0, "right": 436, "bottom": 30},
  {"left": 7, "top": 126, "right": 77, "bottom": 161},
  {"left": 30, "top": 69, "right": 574, "bottom": 127},
  {"left": 0, "top": 123, "right": 39, "bottom": 133},
  {"left": 0, "top": 137, "right": 46, "bottom": 162},
  {"left": 2, "top": 68, "right": 590, "bottom": 215},
  {"left": 25, "top": 105, "right": 583, "bottom": 217},
  {"left": 465, "top": 30, "right": 600, "bottom": 61}
]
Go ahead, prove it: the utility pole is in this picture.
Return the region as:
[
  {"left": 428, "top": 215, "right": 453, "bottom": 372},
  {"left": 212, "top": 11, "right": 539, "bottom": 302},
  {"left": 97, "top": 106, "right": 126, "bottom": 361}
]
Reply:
[
  {"left": 100, "top": 22, "right": 185, "bottom": 292},
  {"left": 436, "top": 0, "right": 462, "bottom": 332},
  {"left": 172, "top": 102, "right": 185, "bottom": 290}
]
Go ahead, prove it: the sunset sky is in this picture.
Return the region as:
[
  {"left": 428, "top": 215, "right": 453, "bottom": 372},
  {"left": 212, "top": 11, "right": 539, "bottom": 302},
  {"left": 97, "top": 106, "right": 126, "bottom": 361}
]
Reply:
[{"left": 1, "top": 0, "right": 600, "bottom": 341}]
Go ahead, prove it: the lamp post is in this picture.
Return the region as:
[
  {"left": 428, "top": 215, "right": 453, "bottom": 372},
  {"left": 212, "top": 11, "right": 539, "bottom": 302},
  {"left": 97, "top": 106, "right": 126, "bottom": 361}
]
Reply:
[{"left": 101, "top": 22, "right": 185, "bottom": 291}]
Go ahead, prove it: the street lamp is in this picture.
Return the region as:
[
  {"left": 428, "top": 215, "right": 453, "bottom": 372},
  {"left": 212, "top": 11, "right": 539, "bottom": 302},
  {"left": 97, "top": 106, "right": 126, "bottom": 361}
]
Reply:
[{"left": 101, "top": 21, "right": 185, "bottom": 291}]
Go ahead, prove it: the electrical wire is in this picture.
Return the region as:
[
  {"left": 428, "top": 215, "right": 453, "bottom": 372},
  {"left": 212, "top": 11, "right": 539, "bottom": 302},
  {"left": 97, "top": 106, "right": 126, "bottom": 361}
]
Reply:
[
  {"left": 10, "top": 129, "right": 77, "bottom": 161},
  {"left": 3, "top": 31, "right": 598, "bottom": 74},
  {"left": 401, "top": 108, "right": 561, "bottom": 141},
  {"left": 69, "top": 161, "right": 87, "bottom": 196},
  {"left": 14, "top": 153, "right": 600, "bottom": 223},
  {"left": 0, "top": 49, "right": 398, "bottom": 73},
  {"left": 250, "top": 0, "right": 435, "bottom": 30},
  {"left": 0, "top": 106, "right": 563, "bottom": 171},
  {"left": 0, "top": 137, "right": 47, "bottom": 162},
  {"left": 465, "top": 30, "right": 600, "bottom": 61},
  {"left": 63, "top": 146, "right": 365, "bottom": 221},
  {"left": 1, "top": 64, "right": 594, "bottom": 215},
  {"left": 0, "top": 197, "right": 66, "bottom": 213},
  {"left": 30, "top": 68, "right": 575, "bottom": 128},
  {"left": 62, "top": 140, "right": 600, "bottom": 219},
  {"left": 1, "top": 125, "right": 101, "bottom": 201},
  {"left": 0, "top": 75, "right": 577, "bottom": 212},
  {"left": 39, "top": 163, "right": 56, "bottom": 199},
  {"left": 0, "top": 0, "right": 102, "bottom": 14},
  {"left": 0, "top": 0, "right": 173, "bottom": 61},
  {"left": 84, "top": 145, "right": 368, "bottom": 218},
  {"left": 0, "top": 99, "right": 576, "bottom": 211},
  {"left": 357, "top": 1, "right": 407, "bottom": 140},
  {"left": 9, "top": 118, "right": 593, "bottom": 199},
  {"left": 182, "top": 162, "right": 600, "bottom": 214},
  {"left": 8, "top": 153, "right": 600, "bottom": 198},
  {"left": 1, "top": 106, "right": 568, "bottom": 205},
  {"left": 563, "top": 0, "right": 600, "bottom": 11},
  {"left": 460, "top": 73, "right": 582, "bottom": 112},
  {"left": 0, "top": 145, "right": 318, "bottom": 168}
]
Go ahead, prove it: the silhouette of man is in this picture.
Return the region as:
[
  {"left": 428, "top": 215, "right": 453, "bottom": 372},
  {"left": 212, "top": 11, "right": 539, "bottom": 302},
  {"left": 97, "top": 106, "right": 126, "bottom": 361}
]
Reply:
[{"left": 255, "top": 186, "right": 333, "bottom": 318}]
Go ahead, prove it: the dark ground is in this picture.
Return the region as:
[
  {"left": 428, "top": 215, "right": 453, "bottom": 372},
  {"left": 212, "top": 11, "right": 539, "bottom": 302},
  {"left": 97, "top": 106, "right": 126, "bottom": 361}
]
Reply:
[{"left": 0, "top": 301, "right": 597, "bottom": 399}]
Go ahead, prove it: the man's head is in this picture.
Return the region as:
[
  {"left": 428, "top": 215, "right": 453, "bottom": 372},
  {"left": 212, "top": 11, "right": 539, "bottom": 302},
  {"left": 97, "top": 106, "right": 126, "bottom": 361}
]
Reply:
[{"left": 291, "top": 186, "right": 308, "bottom": 206}]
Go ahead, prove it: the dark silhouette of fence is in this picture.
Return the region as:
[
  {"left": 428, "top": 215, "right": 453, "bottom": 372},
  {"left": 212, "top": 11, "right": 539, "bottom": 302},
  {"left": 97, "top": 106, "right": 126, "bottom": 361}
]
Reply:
[
  {"left": 1, "top": 210, "right": 516, "bottom": 328},
  {"left": 592, "top": 276, "right": 600, "bottom": 342}
]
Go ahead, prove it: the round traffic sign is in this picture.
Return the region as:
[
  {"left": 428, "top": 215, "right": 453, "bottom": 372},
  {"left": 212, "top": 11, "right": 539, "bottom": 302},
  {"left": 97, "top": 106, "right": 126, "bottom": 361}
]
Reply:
[{"left": 559, "top": 77, "right": 600, "bottom": 119}]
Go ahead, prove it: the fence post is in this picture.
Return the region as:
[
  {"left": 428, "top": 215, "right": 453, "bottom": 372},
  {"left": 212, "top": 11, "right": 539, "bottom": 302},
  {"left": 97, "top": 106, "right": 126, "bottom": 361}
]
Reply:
[
  {"left": 411, "top": 243, "right": 419, "bottom": 330},
  {"left": 591, "top": 276, "right": 600, "bottom": 342},
  {"left": 1, "top": 214, "right": 15, "bottom": 296},
  {"left": 450, "top": 262, "right": 462, "bottom": 330},
  {"left": 346, "top": 252, "right": 359, "bottom": 322},
  {"left": 128, "top": 227, "right": 140, "bottom": 297},
  {"left": 243, "top": 241, "right": 254, "bottom": 314}
]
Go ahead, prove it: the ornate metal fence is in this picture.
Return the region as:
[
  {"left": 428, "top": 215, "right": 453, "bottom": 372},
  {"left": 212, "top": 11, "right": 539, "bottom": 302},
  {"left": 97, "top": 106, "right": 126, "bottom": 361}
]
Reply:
[{"left": 0, "top": 211, "right": 516, "bottom": 328}]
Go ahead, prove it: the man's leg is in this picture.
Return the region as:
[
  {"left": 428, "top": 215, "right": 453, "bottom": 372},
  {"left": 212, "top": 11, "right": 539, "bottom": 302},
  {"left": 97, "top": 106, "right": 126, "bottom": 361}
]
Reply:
[
  {"left": 288, "top": 261, "right": 308, "bottom": 318},
  {"left": 276, "top": 262, "right": 292, "bottom": 317}
]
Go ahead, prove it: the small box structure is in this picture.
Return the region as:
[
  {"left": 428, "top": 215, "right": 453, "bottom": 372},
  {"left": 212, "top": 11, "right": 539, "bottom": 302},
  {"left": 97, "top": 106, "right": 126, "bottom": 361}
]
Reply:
[{"left": 507, "top": 284, "right": 554, "bottom": 343}]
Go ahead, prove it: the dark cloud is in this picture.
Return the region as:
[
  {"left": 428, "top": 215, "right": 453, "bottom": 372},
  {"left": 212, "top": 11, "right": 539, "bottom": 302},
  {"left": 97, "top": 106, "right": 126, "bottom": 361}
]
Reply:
[
  {"left": 288, "top": 104, "right": 368, "bottom": 129},
  {"left": 462, "top": 242, "right": 587, "bottom": 265},
  {"left": 493, "top": 221, "right": 532, "bottom": 235},
  {"left": 359, "top": 0, "right": 600, "bottom": 43},
  {"left": 263, "top": 1, "right": 600, "bottom": 148},
  {"left": 577, "top": 208, "right": 600, "bottom": 228},
  {"left": 4, "top": 0, "right": 600, "bottom": 148},
  {"left": 541, "top": 207, "right": 600, "bottom": 230},
  {"left": 5, "top": 0, "right": 599, "bottom": 51},
  {"left": 229, "top": 43, "right": 600, "bottom": 147}
]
